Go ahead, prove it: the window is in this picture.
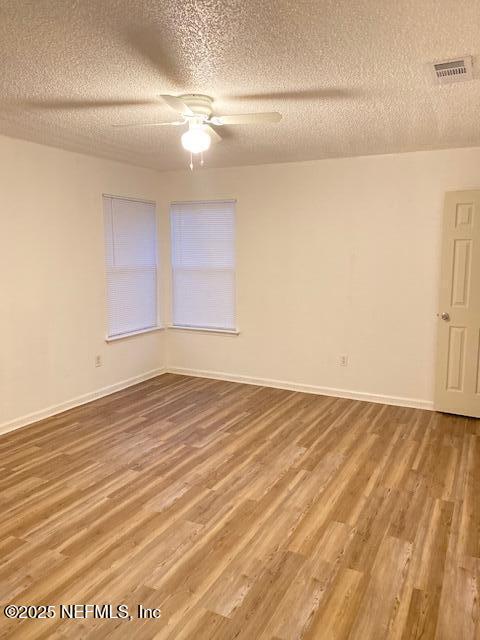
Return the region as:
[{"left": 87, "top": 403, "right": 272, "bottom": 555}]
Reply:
[
  {"left": 170, "top": 200, "right": 236, "bottom": 331},
  {"left": 103, "top": 195, "right": 159, "bottom": 339}
]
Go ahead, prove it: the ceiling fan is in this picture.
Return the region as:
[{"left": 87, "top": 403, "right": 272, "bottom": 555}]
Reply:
[{"left": 114, "top": 94, "right": 282, "bottom": 167}]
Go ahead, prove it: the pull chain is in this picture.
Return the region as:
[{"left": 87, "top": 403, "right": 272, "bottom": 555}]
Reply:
[
  {"left": 200, "top": 151, "right": 204, "bottom": 167},
  {"left": 189, "top": 152, "right": 193, "bottom": 171}
]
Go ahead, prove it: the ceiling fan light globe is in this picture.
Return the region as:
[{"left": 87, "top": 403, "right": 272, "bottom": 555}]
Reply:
[{"left": 181, "top": 127, "right": 211, "bottom": 154}]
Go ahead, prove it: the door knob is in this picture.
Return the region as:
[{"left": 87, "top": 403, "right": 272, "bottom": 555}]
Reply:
[{"left": 440, "top": 312, "right": 450, "bottom": 321}]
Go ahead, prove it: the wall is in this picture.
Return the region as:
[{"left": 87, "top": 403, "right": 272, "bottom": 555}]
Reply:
[
  {"left": 158, "top": 147, "right": 480, "bottom": 408},
  {"left": 0, "top": 135, "right": 166, "bottom": 432},
  {"left": 3, "top": 140, "right": 480, "bottom": 430}
]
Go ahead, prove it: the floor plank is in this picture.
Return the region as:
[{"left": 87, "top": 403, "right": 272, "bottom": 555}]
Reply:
[{"left": 0, "top": 373, "right": 478, "bottom": 639}]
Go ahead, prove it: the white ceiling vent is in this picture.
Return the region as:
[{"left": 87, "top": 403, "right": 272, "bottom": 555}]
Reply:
[{"left": 430, "top": 56, "right": 473, "bottom": 85}]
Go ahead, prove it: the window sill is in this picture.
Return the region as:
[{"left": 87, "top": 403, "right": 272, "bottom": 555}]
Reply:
[
  {"left": 168, "top": 325, "right": 240, "bottom": 336},
  {"left": 105, "top": 326, "right": 165, "bottom": 342}
]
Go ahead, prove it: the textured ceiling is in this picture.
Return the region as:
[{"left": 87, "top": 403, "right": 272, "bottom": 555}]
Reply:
[{"left": 1, "top": 1, "right": 480, "bottom": 171}]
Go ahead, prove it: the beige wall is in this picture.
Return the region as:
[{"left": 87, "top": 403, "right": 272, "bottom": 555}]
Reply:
[
  {"left": 3, "top": 137, "right": 480, "bottom": 430},
  {"left": 0, "top": 136, "right": 166, "bottom": 431},
  {"left": 158, "top": 147, "right": 480, "bottom": 408}
]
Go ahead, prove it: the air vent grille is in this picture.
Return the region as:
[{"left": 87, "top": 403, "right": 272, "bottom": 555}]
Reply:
[{"left": 430, "top": 56, "right": 473, "bottom": 85}]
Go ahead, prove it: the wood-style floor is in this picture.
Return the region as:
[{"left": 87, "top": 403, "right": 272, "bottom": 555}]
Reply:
[{"left": 1, "top": 374, "right": 479, "bottom": 639}]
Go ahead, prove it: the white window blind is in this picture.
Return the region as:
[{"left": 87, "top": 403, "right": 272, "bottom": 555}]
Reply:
[
  {"left": 170, "top": 200, "right": 236, "bottom": 331},
  {"left": 103, "top": 195, "right": 159, "bottom": 338}
]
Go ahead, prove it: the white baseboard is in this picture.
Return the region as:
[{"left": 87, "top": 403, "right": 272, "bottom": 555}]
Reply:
[
  {"left": 1, "top": 364, "right": 434, "bottom": 437},
  {"left": 168, "top": 366, "right": 434, "bottom": 411},
  {"left": 0, "top": 367, "right": 167, "bottom": 436}
]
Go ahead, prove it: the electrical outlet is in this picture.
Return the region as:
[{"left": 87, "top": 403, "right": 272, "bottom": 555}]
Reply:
[
  {"left": 339, "top": 354, "right": 348, "bottom": 367},
  {"left": 95, "top": 355, "right": 102, "bottom": 368}
]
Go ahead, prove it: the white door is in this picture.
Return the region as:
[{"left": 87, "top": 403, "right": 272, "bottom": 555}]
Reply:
[{"left": 435, "top": 190, "right": 480, "bottom": 418}]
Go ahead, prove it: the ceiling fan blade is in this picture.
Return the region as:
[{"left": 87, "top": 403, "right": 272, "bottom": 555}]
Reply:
[
  {"left": 113, "top": 120, "right": 185, "bottom": 128},
  {"left": 211, "top": 112, "right": 282, "bottom": 126},
  {"left": 204, "top": 125, "right": 222, "bottom": 144},
  {"left": 159, "top": 95, "right": 194, "bottom": 116}
]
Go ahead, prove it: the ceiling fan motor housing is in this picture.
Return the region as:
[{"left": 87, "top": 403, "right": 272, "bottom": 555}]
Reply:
[{"left": 179, "top": 94, "right": 214, "bottom": 119}]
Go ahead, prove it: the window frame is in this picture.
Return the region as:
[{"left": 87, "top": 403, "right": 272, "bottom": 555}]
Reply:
[
  {"left": 103, "top": 194, "right": 162, "bottom": 342},
  {"left": 169, "top": 199, "right": 238, "bottom": 334}
]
